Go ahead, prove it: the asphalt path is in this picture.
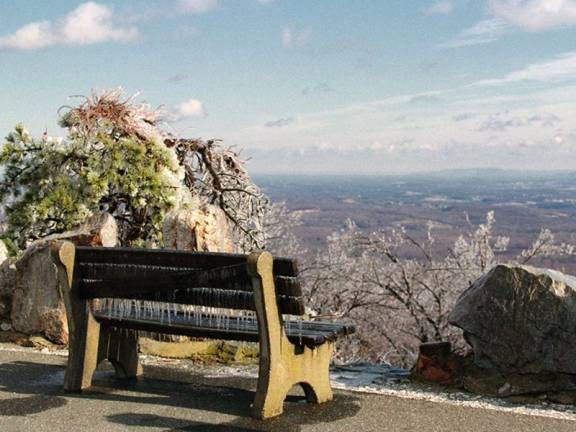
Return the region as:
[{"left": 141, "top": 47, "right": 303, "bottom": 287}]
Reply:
[{"left": 0, "top": 347, "right": 574, "bottom": 432}]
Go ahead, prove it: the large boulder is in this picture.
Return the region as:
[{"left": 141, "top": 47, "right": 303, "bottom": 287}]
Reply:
[
  {"left": 10, "top": 242, "right": 68, "bottom": 344},
  {"left": 461, "top": 364, "right": 576, "bottom": 402},
  {"left": 0, "top": 241, "right": 16, "bottom": 329},
  {"left": 10, "top": 213, "right": 118, "bottom": 344},
  {"left": 163, "top": 204, "right": 234, "bottom": 252},
  {"left": 157, "top": 204, "right": 234, "bottom": 347},
  {"left": 449, "top": 264, "right": 576, "bottom": 374}
]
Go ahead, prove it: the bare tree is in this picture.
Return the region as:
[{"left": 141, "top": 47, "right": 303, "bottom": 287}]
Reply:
[
  {"left": 167, "top": 137, "right": 297, "bottom": 253},
  {"left": 301, "top": 212, "right": 575, "bottom": 366}
]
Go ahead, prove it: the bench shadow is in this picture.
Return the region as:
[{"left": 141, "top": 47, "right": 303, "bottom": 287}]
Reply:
[
  {"left": 107, "top": 413, "right": 289, "bottom": 431},
  {"left": 0, "top": 359, "right": 361, "bottom": 430},
  {"left": 0, "top": 361, "right": 69, "bottom": 416}
]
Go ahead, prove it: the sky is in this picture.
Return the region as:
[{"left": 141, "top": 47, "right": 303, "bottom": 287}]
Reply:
[{"left": 1, "top": 0, "right": 576, "bottom": 174}]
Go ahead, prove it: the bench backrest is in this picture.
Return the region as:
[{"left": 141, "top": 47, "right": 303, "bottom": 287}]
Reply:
[{"left": 71, "top": 246, "right": 305, "bottom": 315}]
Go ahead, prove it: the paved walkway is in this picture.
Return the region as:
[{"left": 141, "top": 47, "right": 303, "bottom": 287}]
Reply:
[{"left": 0, "top": 346, "right": 575, "bottom": 431}]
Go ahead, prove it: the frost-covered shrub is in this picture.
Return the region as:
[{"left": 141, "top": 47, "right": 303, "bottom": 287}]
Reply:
[
  {"left": 0, "top": 89, "right": 280, "bottom": 252},
  {"left": 0, "top": 120, "right": 179, "bottom": 248}
]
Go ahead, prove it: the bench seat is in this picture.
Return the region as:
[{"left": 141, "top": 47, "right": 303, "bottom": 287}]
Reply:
[{"left": 93, "top": 308, "right": 355, "bottom": 346}]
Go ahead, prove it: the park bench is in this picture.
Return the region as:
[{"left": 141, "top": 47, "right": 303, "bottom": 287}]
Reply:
[{"left": 51, "top": 241, "right": 355, "bottom": 419}]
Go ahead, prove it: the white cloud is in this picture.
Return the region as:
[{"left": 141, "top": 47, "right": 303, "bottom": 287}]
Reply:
[
  {"left": 282, "top": 28, "right": 291, "bottom": 47},
  {"left": 265, "top": 117, "right": 295, "bottom": 128},
  {"left": 61, "top": 3, "right": 137, "bottom": 45},
  {"left": 440, "top": 1, "right": 576, "bottom": 49},
  {"left": 489, "top": 0, "right": 576, "bottom": 31},
  {"left": 177, "top": 0, "right": 218, "bottom": 14},
  {"left": 302, "top": 82, "right": 335, "bottom": 97},
  {"left": 475, "top": 51, "right": 576, "bottom": 85},
  {"left": 425, "top": 1, "right": 454, "bottom": 15},
  {"left": 437, "top": 18, "right": 507, "bottom": 48},
  {"left": 282, "top": 26, "right": 312, "bottom": 48},
  {"left": 224, "top": 77, "right": 576, "bottom": 173},
  {"left": 476, "top": 112, "right": 560, "bottom": 131},
  {"left": 461, "top": 18, "right": 507, "bottom": 37},
  {"left": 0, "top": 2, "right": 137, "bottom": 50},
  {"left": 173, "top": 99, "right": 207, "bottom": 120},
  {"left": 0, "top": 21, "right": 54, "bottom": 50}
]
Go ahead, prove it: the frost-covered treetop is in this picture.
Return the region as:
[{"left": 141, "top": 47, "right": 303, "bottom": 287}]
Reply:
[{"left": 0, "top": 89, "right": 279, "bottom": 252}]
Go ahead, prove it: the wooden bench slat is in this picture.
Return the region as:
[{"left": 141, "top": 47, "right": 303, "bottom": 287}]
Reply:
[
  {"left": 91, "top": 287, "right": 256, "bottom": 309},
  {"left": 295, "top": 319, "right": 356, "bottom": 336},
  {"left": 93, "top": 310, "right": 351, "bottom": 346},
  {"left": 274, "top": 276, "right": 302, "bottom": 297},
  {"left": 79, "top": 263, "right": 251, "bottom": 294},
  {"left": 75, "top": 246, "right": 298, "bottom": 276},
  {"left": 77, "top": 263, "right": 302, "bottom": 297},
  {"left": 84, "top": 285, "right": 305, "bottom": 315}
]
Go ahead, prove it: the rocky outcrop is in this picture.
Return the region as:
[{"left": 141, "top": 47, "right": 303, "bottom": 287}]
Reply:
[
  {"left": 10, "top": 242, "right": 68, "bottom": 344},
  {"left": 449, "top": 264, "right": 576, "bottom": 375},
  {"left": 10, "top": 213, "right": 118, "bottom": 344},
  {"left": 157, "top": 204, "right": 234, "bottom": 346},
  {"left": 40, "top": 212, "right": 118, "bottom": 247},
  {"left": 462, "top": 365, "right": 576, "bottom": 402},
  {"left": 139, "top": 338, "right": 259, "bottom": 364},
  {"left": 162, "top": 204, "right": 234, "bottom": 252},
  {"left": 0, "top": 241, "right": 16, "bottom": 330}
]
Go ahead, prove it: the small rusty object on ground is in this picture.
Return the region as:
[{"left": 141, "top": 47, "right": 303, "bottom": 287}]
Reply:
[{"left": 412, "top": 341, "right": 460, "bottom": 386}]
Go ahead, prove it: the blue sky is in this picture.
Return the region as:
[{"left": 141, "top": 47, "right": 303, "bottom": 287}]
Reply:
[{"left": 1, "top": 0, "right": 576, "bottom": 174}]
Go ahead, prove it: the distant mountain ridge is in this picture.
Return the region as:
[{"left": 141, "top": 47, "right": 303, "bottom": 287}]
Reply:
[{"left": 254, "top": 168, "right": 576, "bottom": 182}]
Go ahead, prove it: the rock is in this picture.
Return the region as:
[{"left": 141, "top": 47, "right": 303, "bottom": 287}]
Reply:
[
  {"left": 39, "top": 212, "right": 118, "bottom": 247},
  {"left": 160, "top": 205, "right": 234, "bottom": 345},
  {"left": 412, "top": 341, "right": 461, "bottom": 386},
  {"left": 139, "top": 338, "right": 259, "bottom": 364},
  {"left": 0, "top": 329, "right": 30, "bottom": 345},
  {"left": 0, "top": 240, "right": 16, "bottom": 322},
  {"left": 462, "top": 364, "right": 576, "bottom": 398},
  {"left": 548, "top": 391, "right": 576, "bottom": 405},
  {"left": 10, "top": 212, "right": 118, "bottom": 345},
  {"left": 449, "top": 264, "right": 576, "bottom": 374},
  {"left": 27, "top": 335, "right": 58, "bottom": 350},
  {"left": 221, "top": 342, "right": 259, "bottom": 364},
  {"left": 139, "top": 338, "right": 221, "bottom": 358},
  {"left": 162, "top": 204, "right": 234, "bottom": 252},
  {"left": 0, "top": 240, "right": 9, "bottom": 264},
  {"left": 0, "top": 259, "right": 16, "bottom": 301},
  {"left": 10, "top": 242, "right": 69, "bottom": 344}
]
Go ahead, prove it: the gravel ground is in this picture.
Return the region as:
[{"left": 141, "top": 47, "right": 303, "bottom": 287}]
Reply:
[{"left": 329, "top": 363, "right": 576, "bottom": 422}]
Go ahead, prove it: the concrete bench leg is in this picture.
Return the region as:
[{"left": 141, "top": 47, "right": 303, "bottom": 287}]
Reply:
[
  {"left": 249, "top": 251, "right": 336, "bottom": 420},
  {"left": 252, "top": 341, "right": 335, "bottom": 419},
  {"left": 252, "top": 366, "right": 291, "bottom": 419},
  {"left": 63, "top": 305, "right": 101, "bottom": 392},
  {"left": 52, "top": 242, "right": 101, "bottom": 392},
  {"left": 99, "top": 326, "right": 142, "bottom": 379},
  {"left": 299, "top": 342, "right": 334, "bottom": 404}
]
